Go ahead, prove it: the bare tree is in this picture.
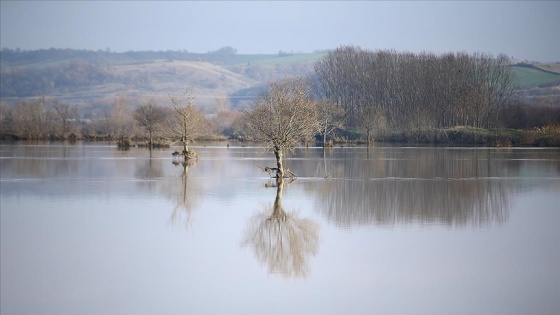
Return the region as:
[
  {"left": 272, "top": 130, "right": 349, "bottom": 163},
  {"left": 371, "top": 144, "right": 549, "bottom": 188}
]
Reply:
[
  {"left": 314, "top": 46, "right": 376, "bottom": 130},
  {"left": 134, "top": 100, "right": 166, "bottom": 149},
  {"left": 51, "top": 100, "right": 78, "bottom": 135},
  {"left": 355, "top": 102, "right": 385, "bottom": 145},
  {"left": 165, "top": 91, "right": 207, "bottom": 158},
  {"left": 243, "top": 77, "right": 318, "bottom": 179},
  {"left": 484, "top": 53, "right": 516, "bottom": 128},
  {"left": 316, "top": 99, "right": 345, "bottom": 147},
  {"left": 5, "top": 97, "right": 49, "bottom": 138},
  {"left": 0, "top": 101, "right": 11, "bottom": 136}
]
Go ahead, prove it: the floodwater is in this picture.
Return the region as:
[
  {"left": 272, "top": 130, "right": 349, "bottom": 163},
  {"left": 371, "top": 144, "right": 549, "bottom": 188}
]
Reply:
[{"left": 1, "top": 143, "right": 559, "bottom": 315}]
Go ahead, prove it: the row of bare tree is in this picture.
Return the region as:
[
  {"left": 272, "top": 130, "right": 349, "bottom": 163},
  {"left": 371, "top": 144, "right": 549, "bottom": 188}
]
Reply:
[
  {"left": 313, "top": 46, "right": 516, "bottom": 138},
  {"left": 0, "top": 93, "right": 209, "bottom": 151},
  {"left": 0, "top": 97, "right": 80, "bottom": 137},
  {"left": 0, "top": 47, "right": 537, "bottom": 153}
]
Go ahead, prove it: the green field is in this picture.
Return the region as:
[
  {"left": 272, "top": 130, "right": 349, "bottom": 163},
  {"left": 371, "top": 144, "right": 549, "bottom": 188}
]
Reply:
[
  {"left": 229, "top": 53, "right": 326, "bottom": 65},
  {"left": 511, "top": 65, "right": 560, "bottom": 87}
]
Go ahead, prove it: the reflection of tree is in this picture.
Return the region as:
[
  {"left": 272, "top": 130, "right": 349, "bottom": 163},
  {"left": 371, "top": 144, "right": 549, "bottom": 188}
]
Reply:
[
  {"left": 163, "top": 159, "right": 201, "bottom": 228},
  {"left": 134, "top": 157, "right": 163, "bottom": 180},
  {"left": 242, "top": 180, "right": 319, "bottom": 278},
  {"left": 132, "top": 154, "right": 202, "bottom": 229}
]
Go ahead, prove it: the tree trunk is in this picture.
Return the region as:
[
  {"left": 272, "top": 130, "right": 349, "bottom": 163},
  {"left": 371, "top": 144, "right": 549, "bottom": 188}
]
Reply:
[
  {"left": 148, "top": 130, "right": 153, "bottom": 150},
  {"left": 182, "top": 118, "right": 189, "bottom": 155},
  {"left": 183, "top": 141, "right": 189, "bottom": 155},
  {"left": 274, "top": 146, "right": 284, "bottom": 179}
]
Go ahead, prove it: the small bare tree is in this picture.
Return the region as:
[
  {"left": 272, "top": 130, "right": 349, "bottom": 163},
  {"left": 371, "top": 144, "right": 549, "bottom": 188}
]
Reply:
[
  {"left": 243, "top": 78, "right": 318, "bottom": 179},
  {"left": 355, "top": 102, "right": 385, "bottom": 145},
  {"left": 51, "top": 100, "right": 78, "bottom": 135},
  {"left": 108, "top": 91, "right": 135, "bottom": 138},
  {"left": 134, "top": 100, "right": 166, "bottom": 149},
  {"left": 165, "top": 91, "right": 207, "bottom": 159},
  {"left": 316, "top": 100, "right": 345, "bottom": 147}
]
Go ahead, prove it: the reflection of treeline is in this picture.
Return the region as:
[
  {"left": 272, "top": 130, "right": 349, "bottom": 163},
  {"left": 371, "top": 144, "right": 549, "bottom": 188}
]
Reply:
[
  {"left": 315, "top": 179, "right": 509, "bottom": 227},
  {"left": 304, "top": 148, "right": 528, "bottom": 227}
]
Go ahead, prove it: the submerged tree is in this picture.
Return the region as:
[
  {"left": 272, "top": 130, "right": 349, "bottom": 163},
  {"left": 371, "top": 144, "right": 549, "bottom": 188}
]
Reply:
[
  {"left": 316, "top": 99, "right": 345, "bottom": 147},
  {"left": 243, "top": 77, "right": 318, "bottom": 179},
  {"left": 5, "top": 97, "right": 49, "bottom": 137},
  {"left": 355, "top": 101, "right": 385, "bottom": 145},
  {"left": 108, "top": 91, "right": 135, "bottom": 138},
  {"left": 166, "top": 91, "right": 207, "bottom": 159},
  {"left": 134, "top": 100, "right": 166, "bottom": 149},
  {"left": 51, "top": 100, "right": 79, "bottom": 135},
  {"left": 242, "top": 180, "right": 319, "bottom": 278}
]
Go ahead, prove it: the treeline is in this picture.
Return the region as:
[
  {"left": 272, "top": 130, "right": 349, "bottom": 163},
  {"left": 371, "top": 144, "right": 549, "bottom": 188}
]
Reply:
[
  {"left": 0, "top": 95, "right": 234, "bottom": 143},
  {"left": 313, "top": 46, "right": 516, "bottom": 137},
  {"left": 1, "top": 87, "right": 559, "bottom": 147},
  {"left": 0, "top": 97, "right": 82, "bottom": 139},
  {"left": 1, "top": 46, "right": 559, "bottom": 146},
  {"left": 0, "top": 47, "right": 239, "bottom": 66}
]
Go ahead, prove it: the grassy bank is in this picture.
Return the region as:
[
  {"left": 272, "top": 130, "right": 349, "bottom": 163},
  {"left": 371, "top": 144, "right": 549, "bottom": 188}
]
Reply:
[
  {"left": 2, "top": 126, "right": 558, "bottom": 147},
  {"left": 378, "top": 126, "right": 560, "bottom": 147}
]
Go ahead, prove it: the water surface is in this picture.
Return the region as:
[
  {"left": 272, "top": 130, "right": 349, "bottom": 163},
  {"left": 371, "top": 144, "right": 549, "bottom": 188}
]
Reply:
[{"left": 1, "top": 143, "right": 559, "bottom": 315}]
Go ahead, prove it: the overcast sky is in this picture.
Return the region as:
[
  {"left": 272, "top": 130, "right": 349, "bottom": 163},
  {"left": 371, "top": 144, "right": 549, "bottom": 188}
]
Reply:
[{"left": 1, "top": 1, "right": 558, "bottom": 62}]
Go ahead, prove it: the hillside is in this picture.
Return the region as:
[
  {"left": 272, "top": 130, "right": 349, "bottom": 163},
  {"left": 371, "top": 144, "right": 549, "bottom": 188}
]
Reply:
[
  {"left": 0, "top": 48, "right": 320, "bottom": 115},
  {"left": 1, "top": 49, "right": 559, "bottom": 116},
  {"left": 511, "top": 63, "right": 560, "bottom": 87}
]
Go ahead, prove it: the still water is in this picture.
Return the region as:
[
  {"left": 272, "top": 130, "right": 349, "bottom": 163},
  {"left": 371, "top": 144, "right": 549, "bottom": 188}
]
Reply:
[{"left": 1, "top": 143, "right": 559, "bottom": 315}]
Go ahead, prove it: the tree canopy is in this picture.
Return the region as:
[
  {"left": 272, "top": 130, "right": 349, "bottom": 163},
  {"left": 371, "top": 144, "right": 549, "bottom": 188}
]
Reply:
[{"left": 243, "top": 77, "right": 318, "bottom": 177}]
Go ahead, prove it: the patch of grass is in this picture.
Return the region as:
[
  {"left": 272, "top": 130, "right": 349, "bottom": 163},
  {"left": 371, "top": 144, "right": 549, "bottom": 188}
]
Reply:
[
  {"left": 229, "top": 54, "right": 279, "bottom": 64},
  {"left": 377, "top": 126, "right": 560, "bottom": 147},
  {"left": 230, "top": 53, "right": 325, "bottom": 65},
  {"left": 511, "top": 65, "right": 560, "bottom": 87},
  {"left": 521, "top": 125, "right": 560, "bottom": 147}
]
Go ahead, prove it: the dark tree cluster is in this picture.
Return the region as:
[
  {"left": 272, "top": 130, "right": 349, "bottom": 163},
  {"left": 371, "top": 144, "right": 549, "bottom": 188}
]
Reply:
[{"left": 313, "top": 46, "right": 516, "bottom": 138}]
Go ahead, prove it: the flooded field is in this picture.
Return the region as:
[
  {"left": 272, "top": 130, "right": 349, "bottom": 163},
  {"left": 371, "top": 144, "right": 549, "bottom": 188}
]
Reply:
[{"left": 1, "top": 143, "right": 559, "bottom": 315}]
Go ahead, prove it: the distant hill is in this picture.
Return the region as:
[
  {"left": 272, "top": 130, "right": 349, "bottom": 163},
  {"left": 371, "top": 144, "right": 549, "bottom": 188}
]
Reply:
[
  {"left": 1, "top": 48, "right": 558, "bottom": 116},
  {"left": 0, "top": 48, "right": 323, "bottom": 115}
]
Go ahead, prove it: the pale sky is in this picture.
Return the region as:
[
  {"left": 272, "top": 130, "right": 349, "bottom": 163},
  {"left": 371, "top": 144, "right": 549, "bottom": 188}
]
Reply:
[{"left": 1, "top": 1, "right": 559, "bottom": 62}]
